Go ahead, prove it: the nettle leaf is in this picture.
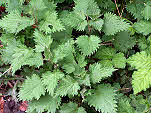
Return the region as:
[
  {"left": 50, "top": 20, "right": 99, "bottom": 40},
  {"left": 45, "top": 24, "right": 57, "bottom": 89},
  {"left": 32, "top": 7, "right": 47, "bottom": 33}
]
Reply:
[
  {"left": 89, "top": 19, "right": 104, "bottom": 31},
  {"left": 34, "top": 29, "right": 53, "bottom": 52},
  {"left": 42, "top": 71, "right": 64, "bottom": 96},
  {"left": 89, "top": 63, "right": 116, "bottom": 83},
  {"left": 0, "top": 10, "right": 34, "bottom": 33},
  {"left": 86, "top": 84, "right": 117, "bottom": 113},
  {"left": 52, "top": 40, "right": 74, "bottom": 63},
  {"left": 55, "top": 76, "right": 80, "bottom": 97},
  {"left": 112, "top": 53, "right": 126, "bottom": 68},
  {"left": 4, "top": 0, "right": 23, "bottom": 12},
  {"left": 25, "top": 52, "right": 43, "bottom": 68},
  {"left": 10, "top": 44, "right": 43, "bottom": 74},
  {"left": 126, "top": 0, "right": 145, "bottom": 19},
  {"left": 19, "top": 74, "right": 45, "bottom": 101},
  {"left": 142, "top": 4, "right": 151, "bottom": 20},
  {"left": 40, "top": 11, "right": 65, "bottom": 34},
  {"left": 27, "top": 94, "right": 61, "bottom": 113},
  {"left": 118, "top": 98, "right": 136, "bottom": 113},
  {"left": 76, "top": 35, "right": 101, "bottom": 56},
  {"left": 113, "top": 31, "right": 136, "bottom": 52},
  {"left": 74, "top": 0, "right": 100, "bottom": 19},
  {"left": 29, "top": 0, "right": 47, "bottom": 11},
  {"left": 63, "top": 11, "right": 87, "bottom": 31},
  {"left": 62, "top": 63, "right": 75, "bottom": 74},
  {"left": 134, "top": 20, "right": 151, "bottom": 36},
  {"left": 103, "top": 13, "right": 131, "bottom": 35},
  {"left": 127, "top": 51, "right": 151, "bottom": 94},
  {"left": 94, "top": 47, "right": 116, "bottom": 60},
  {"left": 59, "top": 102, "right": 86, "bottom": 113}
]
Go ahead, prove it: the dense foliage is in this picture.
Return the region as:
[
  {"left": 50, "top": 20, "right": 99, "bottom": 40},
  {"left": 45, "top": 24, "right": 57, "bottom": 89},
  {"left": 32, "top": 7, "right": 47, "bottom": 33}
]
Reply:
[{"left": 0, "top": 0, "right": 151, "bottom": 113}]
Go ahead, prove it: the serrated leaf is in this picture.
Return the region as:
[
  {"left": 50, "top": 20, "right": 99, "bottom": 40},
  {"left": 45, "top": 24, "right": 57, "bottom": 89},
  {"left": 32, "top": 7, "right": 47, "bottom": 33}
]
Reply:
[
  {"left": 27, "top": 94, "right": 61, "bottom": 113},
  {"left": 112, "top": 53, "right": 126, "bottom": 68},
  {"left": 0, "top": 10, "right": 34, "bottom": 33},
  {"left": 34, "top": 29, "right": 53, "bottom": 52},
  {"left": 142, "top": 4, "right": 151, "bottom": 20},
  {"left": 113, "top": 31, "right": 136, "bottom": 52},
  {"left": 52, "top": 40, "right": 74, "bottom": 63},
  {"left": 86, "top": 84, "right": 117, "bottom": 113},
  {"left": 89, "top": 63, "right": 116, "bottom": 83},
  {"left": 19, "top": 74, "right": 45, "bottom": 101},
  {"left": 90, "top": 19, "right": 104, "bottom": 31},
  {"left": 74, "top": 0, "right": 100, "bottom": 19},
  {"left": 59, "top": 102, "right": 86, "bottom": 113},
  {"left": 40, "top": 11, "right": 65, "bottom": 34},
  {"left": 55, "top": 76, "right": 80, "bottom": 96},
  {"left": 42, "top": 71, "right": 64, "bottom": 96},
  {"left": 94, "top": 47, "right": 116, "bottom": 60},
  {"left": 126, "top": 1, "right": 144, "bottom": 19},
  {"left": 10, "top": 45, "right": 43, "bottom": 74},
  {"left": 118, "top": 98, "right": 136, "bottom": 113},
  {"left": 127, "top": 51, "right": 151, "bottom": 94},
  {"left": 103, "top": 13, "right": 131, "bottom": 35},
  {"left": 76, "top": 35, "right": 101, "bottom": 56},
  {"left": 134, "top": 20, "right": 151, "bottom": 36},
  {"left": 63, "top": 11, "right": 87, "bottom": 31}
]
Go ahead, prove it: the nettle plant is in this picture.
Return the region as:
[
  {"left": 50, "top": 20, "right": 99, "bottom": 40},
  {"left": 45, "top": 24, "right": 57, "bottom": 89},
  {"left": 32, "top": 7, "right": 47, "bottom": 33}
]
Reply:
[{"left": 0, "top": 0, "right": 151, "bottom": 113}]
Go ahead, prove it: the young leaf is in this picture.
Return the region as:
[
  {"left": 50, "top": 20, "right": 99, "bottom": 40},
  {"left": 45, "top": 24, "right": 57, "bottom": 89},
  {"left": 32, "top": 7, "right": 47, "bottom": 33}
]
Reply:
[{"left": 76, "top": 35, "right": 101, "bottom": 56}]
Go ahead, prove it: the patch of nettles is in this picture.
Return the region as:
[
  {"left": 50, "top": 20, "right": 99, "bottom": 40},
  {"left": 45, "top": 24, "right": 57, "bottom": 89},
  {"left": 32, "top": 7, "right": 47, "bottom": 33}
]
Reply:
[{"left": 0, "top": 0, "right": 151, "bottom": 113}]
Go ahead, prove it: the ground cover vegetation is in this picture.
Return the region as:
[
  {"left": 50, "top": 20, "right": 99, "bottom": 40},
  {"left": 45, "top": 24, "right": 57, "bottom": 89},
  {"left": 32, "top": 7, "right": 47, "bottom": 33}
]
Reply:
[{"left": 0, "top": 0, "right": 151, "bottom": 113}]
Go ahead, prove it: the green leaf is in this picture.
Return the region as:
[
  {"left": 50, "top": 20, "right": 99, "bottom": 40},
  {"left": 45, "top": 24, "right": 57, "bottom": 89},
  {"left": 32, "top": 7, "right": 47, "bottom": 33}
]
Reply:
[
  {"left": 40, "top": 11, "right": 65, "bottom": 34},
  {"left": 89, "top": 63, "right": 116, "bottom": 83},
  {"left": 94, "top": 47, "right": 116, "bottom": 60},
  {"left": 52, "top": 40, "right": 74, "bottom": 63},
  {"left": 9, "top": 44, "right": 43, "bottom": 74},
  {"left": 62, "top": 63, "right": 75, "bottom": 74},
  {"left": 27, "top": 94, "right": 61, "bottom": 113},
  {"left": 126, "top": 0, "right": 144, "bottom": 19},
  {"left": 5, "top": 0, "right": 23, "bottom": 13},
  {"left": 112, "top": 53, "right": 126, "bottom": 68},
  {"left": 142, "top": 4, "right": 151, "bottom": 20},
  {"left": 76, "top": 35, "right": 101, "bottom": 56},
  {"left": 127, "top": 51, "right": 151, "bottom": 70},
  {"left": 127, "top": 51, "right": 151, "bottom": 94},
  {"left": 42, "top": 71, "right": 64, "bottom": 96},
  {"left": 103, "top": 13, "right": 131, "bottom": 35},
  {"left": 0, "top": 10, "right": 34, "bottom": 33},
  {"left": 113, "top": 31, "right": 136, "bottom": 52},
  {"left": 90, "top": 19, "right": 104, "bottom": 31},
  {"left": 19, "top": 74, "right": 45, "bottom": 101},
  {"left": 63, "top": 11, "right": 87, "bottom": 31},
  {"left": 86, "top": 84, "right": 117, "bottom": 113},
  {"left": 118, "top": 98, "right": 136, "bottom": 113},
  {"left": 55, "top": 76, "right": 80, "bottom": 96},
  {"left": 134, "top": 20, "right": 151, "bottom": 36},
  {"left": 74, "top": 0, "right": 100, "bottom": 19},
  {"left": 34, "top": 29, "right": 53, "bottom": 52},
  {"left": 59, "top": 102, "right": 86, "bottom": 113}
]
